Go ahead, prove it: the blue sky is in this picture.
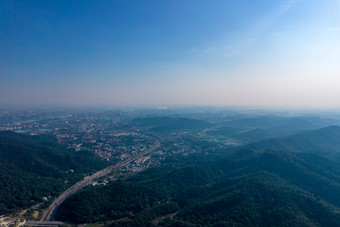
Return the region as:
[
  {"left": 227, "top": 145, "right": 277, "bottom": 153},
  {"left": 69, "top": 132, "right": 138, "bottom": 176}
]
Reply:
[{"left": 1, "top": 0, "right": 340, "bottom": 108}]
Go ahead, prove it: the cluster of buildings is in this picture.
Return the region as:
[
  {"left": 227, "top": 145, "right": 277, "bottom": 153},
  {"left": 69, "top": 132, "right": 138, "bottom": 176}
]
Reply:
[{"left": 0, "top": 111, "right": 155, "bottom": 166}]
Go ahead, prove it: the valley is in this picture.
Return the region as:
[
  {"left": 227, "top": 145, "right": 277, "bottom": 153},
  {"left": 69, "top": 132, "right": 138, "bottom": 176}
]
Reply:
[{"left": 1, "top": 109, "right": 340, "bottom": 226}]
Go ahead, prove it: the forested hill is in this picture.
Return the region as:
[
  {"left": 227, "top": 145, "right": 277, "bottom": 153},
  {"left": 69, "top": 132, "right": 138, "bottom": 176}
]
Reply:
[
  {"left": 243, "top": 125, "right": 340, "bottom": 155},
  {"left": 56, "top": 148, "right": 340, "bottom": 226},
  {"left": 0, "top": 131, "right": 107, "bottom": 214}
]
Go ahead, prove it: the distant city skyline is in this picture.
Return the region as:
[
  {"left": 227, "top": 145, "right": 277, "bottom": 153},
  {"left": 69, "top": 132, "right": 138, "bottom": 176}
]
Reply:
[{"left": 1, "top": 0, "right": 340, "bottom": 109}]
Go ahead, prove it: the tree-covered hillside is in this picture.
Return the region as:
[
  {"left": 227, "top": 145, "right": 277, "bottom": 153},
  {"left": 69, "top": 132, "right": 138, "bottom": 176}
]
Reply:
[
  {"left": 0, "top": 131, "right": 107, "bottom": 214},
  {"left": 244, "top": 126, "right": 340, "bottom": 154},
  {"left": 56, "top": 148, "right": 340, "bottom": 226}
]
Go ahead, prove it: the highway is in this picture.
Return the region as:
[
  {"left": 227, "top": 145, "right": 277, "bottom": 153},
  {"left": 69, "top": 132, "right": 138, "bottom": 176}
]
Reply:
[{"left": 39, "top": 137, "right": 160, "bottom": 222}]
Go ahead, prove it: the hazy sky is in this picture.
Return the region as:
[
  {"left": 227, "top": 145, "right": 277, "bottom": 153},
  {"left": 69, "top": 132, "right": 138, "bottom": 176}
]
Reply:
[{"left": 1, "top": 0, "right": 340, "bottom": 108}]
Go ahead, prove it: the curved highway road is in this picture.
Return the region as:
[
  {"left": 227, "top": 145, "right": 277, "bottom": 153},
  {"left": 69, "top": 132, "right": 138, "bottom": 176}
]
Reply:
[{"left": 40, "top": 137, "right": 160, "bottom": 222}]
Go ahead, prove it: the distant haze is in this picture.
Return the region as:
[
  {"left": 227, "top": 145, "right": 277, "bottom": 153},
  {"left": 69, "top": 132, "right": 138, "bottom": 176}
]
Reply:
[{"left": 1, "top": 0, "right": 340, "bottom": 109}]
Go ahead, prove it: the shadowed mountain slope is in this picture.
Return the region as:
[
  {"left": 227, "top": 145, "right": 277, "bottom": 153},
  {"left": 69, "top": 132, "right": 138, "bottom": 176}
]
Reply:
[
  {"left": 244, "top": 126, "right": 340, "bottom": 154},
  {"left": 56, "top": 148, "right": 340, "bottom": 226},
  {"left": 0, "top": 131, "right": 107, "bottom": 214}
]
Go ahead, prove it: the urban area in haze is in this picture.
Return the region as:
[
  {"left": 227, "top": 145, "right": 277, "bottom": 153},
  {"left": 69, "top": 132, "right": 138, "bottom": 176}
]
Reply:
[{"left": 1, "top": 1, "right": 340, "bottom": 226}]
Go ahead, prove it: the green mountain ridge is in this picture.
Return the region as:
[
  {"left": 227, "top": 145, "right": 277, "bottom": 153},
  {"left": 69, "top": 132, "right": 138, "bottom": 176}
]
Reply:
[
  {"left": 3, "top": 124, "right": 340, "bottom": 226},
  {"left": 206, "top": 117, "right": 338, "bottom": 143},
  {"left": 0, "top": 131, "right": 107, "bottom": 214},
  {"left": 56, "top": 143, "right": 340, "bottom": 226},
  {"left": 244, "top": 125, "right": 340, "bottom": 154}
]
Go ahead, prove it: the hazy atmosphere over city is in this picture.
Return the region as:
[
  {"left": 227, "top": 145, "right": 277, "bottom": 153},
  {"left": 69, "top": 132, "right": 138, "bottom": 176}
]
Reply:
[
  {"left": 1, "top": 0, "right": 340, "bottom": 108},
  {"left": 3, "top": 2, "right": 340, "bottom": 226}
]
